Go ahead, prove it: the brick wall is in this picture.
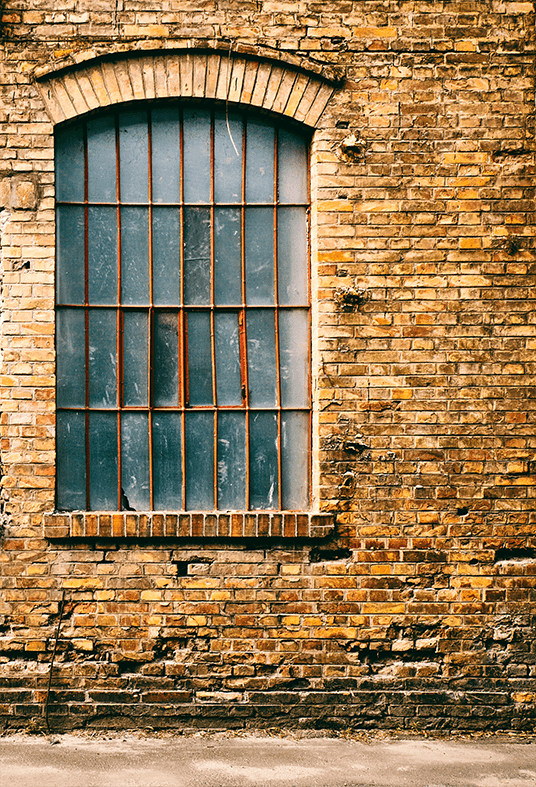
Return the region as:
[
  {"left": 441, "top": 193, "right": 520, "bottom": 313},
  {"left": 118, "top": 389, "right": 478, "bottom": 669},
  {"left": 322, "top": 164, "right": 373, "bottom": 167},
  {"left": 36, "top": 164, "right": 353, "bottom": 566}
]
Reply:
[{"left": 0, "top": 0, "right": 535, "bottom": 732}]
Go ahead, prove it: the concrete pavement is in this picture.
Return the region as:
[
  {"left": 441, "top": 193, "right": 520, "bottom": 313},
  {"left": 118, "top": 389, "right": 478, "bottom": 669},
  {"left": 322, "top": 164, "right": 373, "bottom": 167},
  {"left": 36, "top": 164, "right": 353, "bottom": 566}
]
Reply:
[{"left": 0, "top": 731, "right": 535, "bottom": 787}]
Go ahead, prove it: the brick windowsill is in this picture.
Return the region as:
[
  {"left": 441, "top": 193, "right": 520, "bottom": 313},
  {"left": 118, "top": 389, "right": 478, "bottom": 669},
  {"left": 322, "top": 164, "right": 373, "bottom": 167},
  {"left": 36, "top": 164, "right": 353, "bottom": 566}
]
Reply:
[{"left": 44, "top": 511, "right": 335, "bottom": 539}]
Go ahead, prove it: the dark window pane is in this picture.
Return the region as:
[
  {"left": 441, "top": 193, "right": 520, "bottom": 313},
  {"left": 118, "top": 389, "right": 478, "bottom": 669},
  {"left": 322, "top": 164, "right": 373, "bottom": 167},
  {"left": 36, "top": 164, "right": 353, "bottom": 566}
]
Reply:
[
  {"left": 56, "top": 411, "right": 86, "bottom": 510},
  {"left": 249, "top": 411, "right": 278, "bottom": 509},
  {"left": 278, "top": 309, "right": 309, "bottom": 408},
  {"left": 87, "top": 115, "right": 116, "bottom": 203},
  {"left": 88, "top": 309, "right": 117, "bottom": 408},
  {"left": 121, "top": 206, "right": 150, "bottom": 305},
  {"left": 56, "top": 308, "right": 86, "bottom": 408},
  {"left": 119, "top": 110, "right": 149, "bottom": 203},
  {"left": 245, "top": 207, "right": 274, "bottom": 305},
  {"left": 88, "top": 411, "right": 118, "bottom": 510},
  {"left": 56, "top": 205, "right": 85, "bottom": 305},
  {"left": 152, "top": 412, "right": 182, "bottom": 510},
  {"left": 153, "top": 311, "right": 179, "bottom": 407},
  {"left": 214, "top": 208, "right": 241, "bottom": 305},
  {"left": 217, "top": 412, "right": 246, "bottom": 510},
  {"left": 183, "top": 108, "right": 211, "bottom": 204},
  {"left": 246, "top": 309, "right": 277, "bottom": 407},
  {"left": 153, "top": 207, "right": 181, "bottom": 305},
  {"left": 187, "top": 310, "right": 213, "bottom": 406},
  {"left": 214, "top": 110, "right": 243, "bottom": 203},
  {"left": 121, "top": 412, "right": 150, "bottom": 510},
  {"left": 183, "top": 207, "right": 211, "bottom": 305},
  {"left": 278, "top": 128, "right": 308, "bottom": 204},
  {"left": 123, "top": 311, "right": 148, "bottom": 406},
  {"left": 245, "top": 119, "right": 275, "bottom": 203},
  {"left": 215, "top": 311, "right": 242, "bottom": 406},
  {"left": 281, "top": 411, "right": 309, "bottom": 510},
  {"left": 185, "top": 411, "right": 214, "bottom": 510},
  {"left": 55, "top": 124, "right": 84, "bottom": 203},
  {"left": 151, "top": 106, "right": 181, "bottom": 204},
  {"left": 88, "top": 207, "right": 118, "bottom": 304},
  {"left": 277, "top": 207, "right": 308, "bottom": 306}
]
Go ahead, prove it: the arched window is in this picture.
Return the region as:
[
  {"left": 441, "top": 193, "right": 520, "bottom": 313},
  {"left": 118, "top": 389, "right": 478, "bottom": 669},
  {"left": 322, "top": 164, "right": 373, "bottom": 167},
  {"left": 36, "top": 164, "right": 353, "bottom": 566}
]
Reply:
[{"left": 55, "top": 105, "right": 310, "bottom": 512}]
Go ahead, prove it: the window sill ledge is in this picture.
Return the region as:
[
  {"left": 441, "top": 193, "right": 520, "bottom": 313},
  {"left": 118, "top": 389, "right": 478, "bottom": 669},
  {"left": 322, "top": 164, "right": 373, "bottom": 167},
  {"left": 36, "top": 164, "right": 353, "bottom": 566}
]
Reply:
[{"left": 43, "top": 511, "right": 335, "bottom": 540}]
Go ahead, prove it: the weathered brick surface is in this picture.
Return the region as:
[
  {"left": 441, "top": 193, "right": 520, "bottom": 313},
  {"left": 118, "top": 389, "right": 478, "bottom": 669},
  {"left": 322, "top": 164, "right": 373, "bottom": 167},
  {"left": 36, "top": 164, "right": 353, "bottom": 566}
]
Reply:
[{"left": 0, "top": 1, "right": 535, "bottom": 732}]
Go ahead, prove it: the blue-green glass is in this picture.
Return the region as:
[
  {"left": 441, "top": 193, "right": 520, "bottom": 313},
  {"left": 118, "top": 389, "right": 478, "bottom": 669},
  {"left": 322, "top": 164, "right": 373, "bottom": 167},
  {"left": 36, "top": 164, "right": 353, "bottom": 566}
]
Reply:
[
  {"left": 87, "top": 115, "right": 117, "bottom": 203},
  {"left": 56, "top": 308, "right": 86, "bottom": 408},
  {"left": 183, "top": 207, "right": 211, "bottom": 305},
  {"left": 277, "top": 207, "right": 308, "bottom": 305},
  {"left": 119, "top": 110, "right": 149, "bottom": 203},
  {"left": 56, "top": 205, "right": 85, "bottom": 305},
  {"left": 56, "top": 411, "right": 86, "bottom": 510},
  {"left": 214, "top": 111, "right": 243, "bottom": 203},
  {"left": 246, "top": 310, "right": 277, "bottom": 407},
  {"left": 153, "top": 311, "right": 179, "bottom": 407},
  {"left": 151, "top": 106, "right": 181, "bottom": 204},
  {"left": 121, "top": 207, "right": 150, "bottom": 304},
  {"left": 245, "top": 119, "right": 275, "bottom": 203},
  {"left": 278, "top": 309, "right": 309, "bottom": 408},
  {"left": 55, "top": 123, "right": 84, "bottom": 203},
  {"left": 185, "top": 411, "right": 214, "bottom": 510},
  {"left": 249, "top": 411, "right": 279, "bottom": 510},
  {"left": 88, "top": 207, "right": 118, "bottom": 304},
  {"left": 153, "top": 207, "right": 181, "bottom": 305},
  {"left": 183, "top": 108, "right": 211, "bottom": 204},
  {"left": 217, "top": 412, "right": 246, "bottom": 510},
  {"left": 215, "top": 311, "right": 242, "bottom": 406},
  {"left": 89, "top": 411, "right": 118, "bottom": 510},
  {"left": 277, "top": 128, "right": 308, "bottom": 204},
  {"left": 121, "top": 412, "right": 150, "bottom": 510},
  {"left": 123, "top": 311, "right": 148, "bottom": 406},
  {"left": 88, "top": 309, "right": 117, "bottom": 408},
  {"left": 187, "top": 311, "right": 213, "bottom": 406},
  {"left": 152, "top": 412, "right": 182, "bottom": 510},
  {"left": 214, "top": 208, "right": 241, "bottom": 305},
  {"left": 281, "top": 411, "right": 309, "bottom": 510},
  {"left": 245, "top": 207, "right": 275, "bottom": 305}
]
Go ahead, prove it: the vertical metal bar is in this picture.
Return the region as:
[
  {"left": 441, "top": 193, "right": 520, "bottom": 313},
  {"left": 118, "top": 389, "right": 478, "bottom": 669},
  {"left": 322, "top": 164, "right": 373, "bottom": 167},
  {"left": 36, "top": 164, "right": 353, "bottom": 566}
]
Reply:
[
  {"left": 115, "top": 112, "right": 123, "bottom": 510},
  {"left": 83, "top": 122, "right": 91, "bottom": 510},
  {"left": 147, "top": 110, "right": 154, "bottom": 510},
  {"left": 210, "top": 111, "right": 218, "bottom": 507},
  {"left": 241, "top": 114, "right": 250, "bottom": 510},
  {"left": 273, "top": 128, "right": 282, "bottom": 508},
  {"left": 179, "top": 107, "right": 186, "bottom": 508},
  {"left": 306, "top": 141, "right": 312, "bottom": 508}
]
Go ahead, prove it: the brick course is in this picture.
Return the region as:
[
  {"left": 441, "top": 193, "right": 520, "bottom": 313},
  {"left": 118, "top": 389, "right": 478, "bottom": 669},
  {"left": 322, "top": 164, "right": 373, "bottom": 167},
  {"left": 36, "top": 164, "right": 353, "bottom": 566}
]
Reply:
[{"left": 0, "top": 0, "right": 536, "bottom": 732}]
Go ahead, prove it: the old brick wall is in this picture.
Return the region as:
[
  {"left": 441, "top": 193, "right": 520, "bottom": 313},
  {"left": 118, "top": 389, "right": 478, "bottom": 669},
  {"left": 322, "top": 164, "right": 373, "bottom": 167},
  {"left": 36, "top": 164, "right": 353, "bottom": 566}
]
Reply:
[{"left": 0, "top": 1, "right": 535, "bottom": 732}]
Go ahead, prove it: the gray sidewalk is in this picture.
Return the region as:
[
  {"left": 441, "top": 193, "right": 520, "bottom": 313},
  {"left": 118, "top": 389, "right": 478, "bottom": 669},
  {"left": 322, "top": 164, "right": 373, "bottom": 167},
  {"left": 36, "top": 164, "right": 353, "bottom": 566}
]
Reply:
[{"left": 0, "top": 731, "right": 535, "bottom": 787}]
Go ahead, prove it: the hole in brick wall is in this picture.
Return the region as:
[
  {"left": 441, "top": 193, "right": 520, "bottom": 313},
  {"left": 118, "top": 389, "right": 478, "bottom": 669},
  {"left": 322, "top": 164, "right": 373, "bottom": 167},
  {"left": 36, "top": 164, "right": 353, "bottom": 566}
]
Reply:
[
  {"left": 457, "top": 507, "right": 469, "bottom": 516},
  {"left": 310, "top": 547, "right": 352, "bottom": 562},
  {"left": 336, "top": 120, "right": 349, "bottom": 128},
  {"left": 174, "top": 561, "right": 189, "bottom": 576},
  {"left": 494, "top": 547, "right": 536, "bottom": 562}
]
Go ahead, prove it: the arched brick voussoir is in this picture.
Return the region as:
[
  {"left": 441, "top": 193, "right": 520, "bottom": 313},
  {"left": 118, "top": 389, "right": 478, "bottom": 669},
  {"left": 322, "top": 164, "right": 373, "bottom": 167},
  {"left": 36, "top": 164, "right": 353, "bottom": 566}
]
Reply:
[{"left": 35, "top": 52, "right": 335, "bottom": 128}]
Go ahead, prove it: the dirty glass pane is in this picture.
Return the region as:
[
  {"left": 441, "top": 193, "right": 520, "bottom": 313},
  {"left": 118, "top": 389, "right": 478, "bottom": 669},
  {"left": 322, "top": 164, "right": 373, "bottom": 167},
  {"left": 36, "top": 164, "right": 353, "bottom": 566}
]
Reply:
[
  {"left": 56, "top": 205, "right": 85, "bottom": 305},
  {"left": 214, "top": 110, "right": 243, "bottom": 203},
  {"left": 183, "top": 108, "right": 211, "bottom": 204},
  {"left": 187, "top": 311, "right": 213, "bottom": 406},
  {"left": 215, "top": 311, "right": 242, "bottom": 406},
  {"left": 119, "top": 110, "right": 149, "bottom": 204},
  {"left": 245, "top": 207, "right": 274, "bottom": 305},
  {"left": 56, "top": 123, "right": 85, "bottom": 203},
  {"left": 214, "top": 208, "right": 241, "bottom": 305},
  {"left": 121, "top": 412, "right": 150, "bottom": 510},
  {"left": 88, "top": 309, "right": 117, "bottom": 408},
  {"left": 151, "top": 106, "right": 181, "bottom": 204},
  {"left": 88, "top": 207, "right": 118, "bottom": 304},
  {"left": 278, "top": 309, "right": 309, "bottom": 408},
  {"left": 122, "top": 311, "right": 148, "bottom": 406},
  {"left": 87, "top": 114, "right": 117, "bottom": 203},
  {"left": 246, "top": 310, "right": 277, "bottom": 407},
  {"left": 152, "top": 207, "right": 181, "bottom": 305},
  {"left": 249, "top": 411, "right": 278, "bottom": 510},
  {"left": 183, "top": 207, "right": 211, "bottom": 305},
  {"left": 121, "top": 207, "right": 150, "bottom": 305},
  {"left": 277, "top": 207, "right": 308, "bottom": 306},
  {"left": 89, "top": 411, "right": 118, "bottom": 510},
  {"left": 152, "top": 412, "right": 182, "bottom": 510},
  {"left": 245, "top": 119, "right": 275, "bottom": 203},
  {"left": 56, "top": 308, "right": 86, "bottom": 408},
  {"left": 217, "top": 412, "right": 246, "bottom": 510},
  {"left": 185, "top": 411, "right": 214, "bottom": 510},
  {"left": 56, "top": 411, "right": 86, "bottom": 511},
  {"left": 281, "top": 411, "right": 309, "bottom": 510},
  {"left": 278, "top": 128, "right": 308, "bottom": 204},
  {"left": 153, "top": 311, "right": 179, "bottom": 407}
]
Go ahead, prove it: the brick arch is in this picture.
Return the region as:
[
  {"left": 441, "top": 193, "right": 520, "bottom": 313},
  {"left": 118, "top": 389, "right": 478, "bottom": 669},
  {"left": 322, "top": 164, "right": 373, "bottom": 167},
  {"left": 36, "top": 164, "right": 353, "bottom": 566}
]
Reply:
[{"left": 35, "top": 51, "right": 335, "bottom": 127}]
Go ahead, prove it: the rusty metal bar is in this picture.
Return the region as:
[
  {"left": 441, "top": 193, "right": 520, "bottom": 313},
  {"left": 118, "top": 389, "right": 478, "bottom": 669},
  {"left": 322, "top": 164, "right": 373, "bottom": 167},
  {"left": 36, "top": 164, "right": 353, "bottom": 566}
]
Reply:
[{"left": 115, "top": 112, "right": 123, "bottom": 511}]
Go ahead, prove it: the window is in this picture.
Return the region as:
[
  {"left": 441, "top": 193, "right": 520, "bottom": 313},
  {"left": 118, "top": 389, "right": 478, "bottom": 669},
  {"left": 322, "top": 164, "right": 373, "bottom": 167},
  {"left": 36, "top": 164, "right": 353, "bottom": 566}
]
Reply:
[{"left": 55, "top": 104, "right": 310, "bottom": 512}]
